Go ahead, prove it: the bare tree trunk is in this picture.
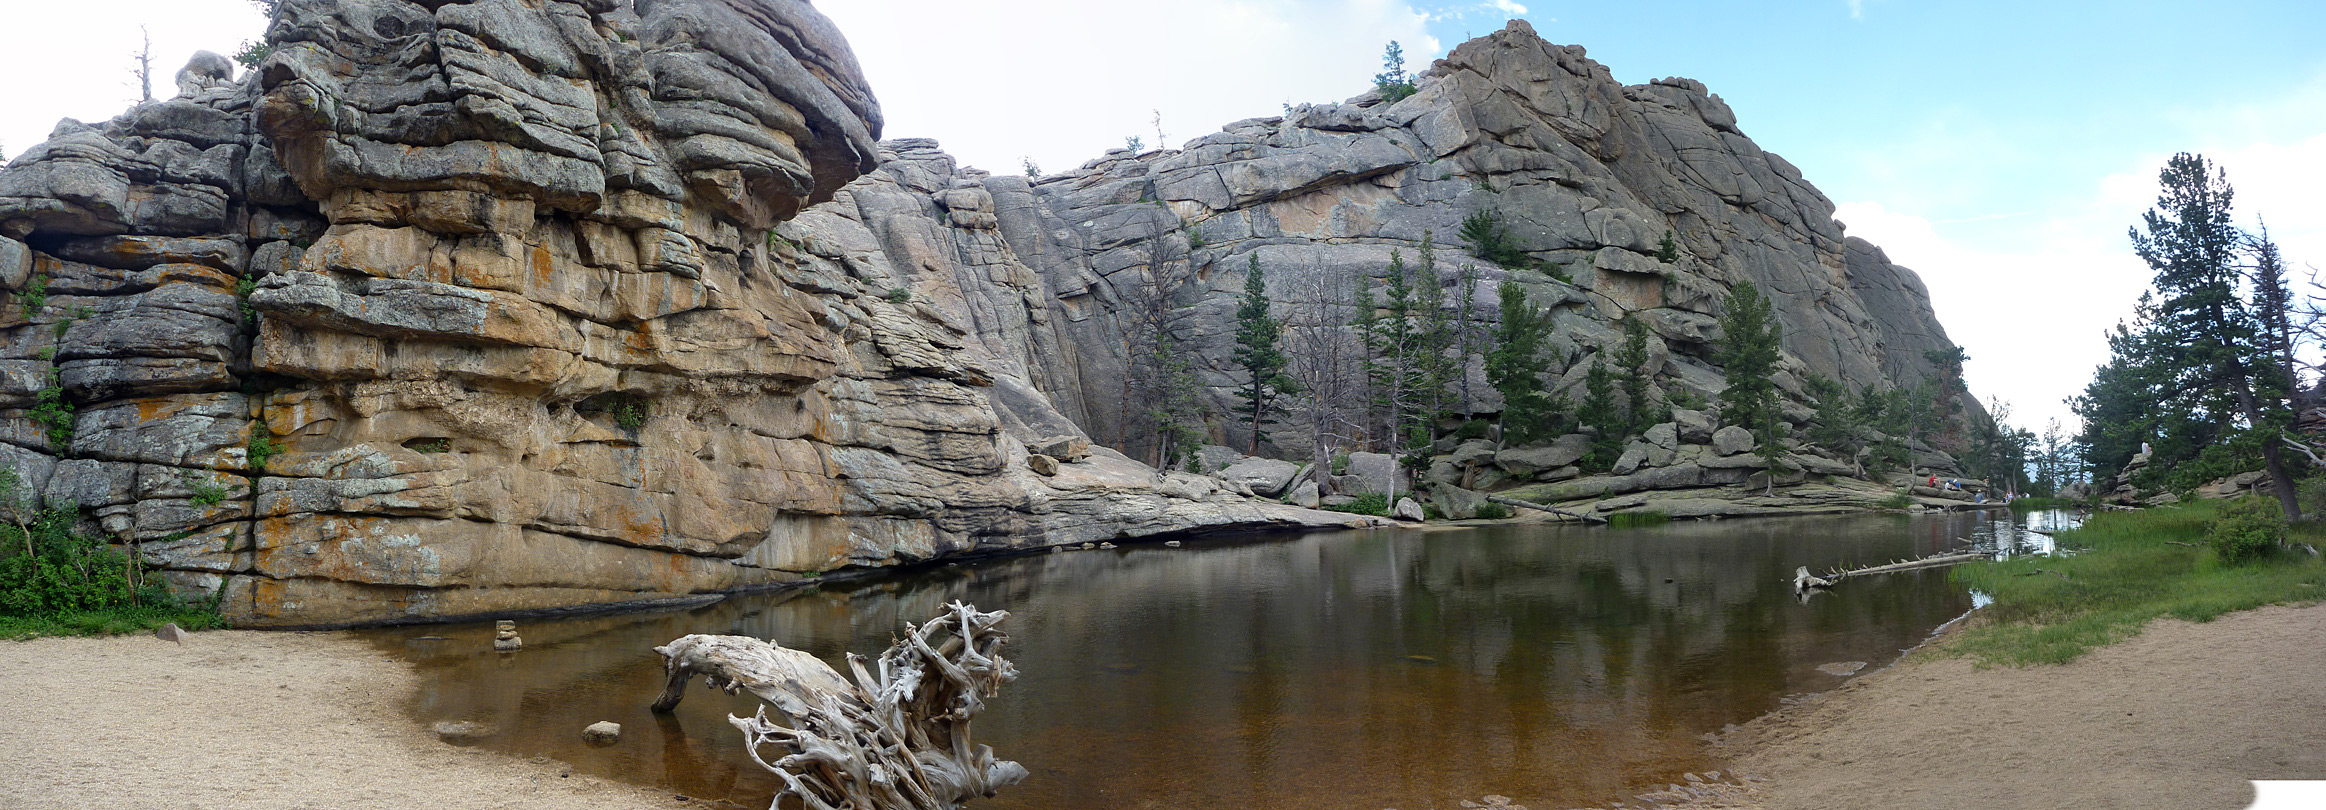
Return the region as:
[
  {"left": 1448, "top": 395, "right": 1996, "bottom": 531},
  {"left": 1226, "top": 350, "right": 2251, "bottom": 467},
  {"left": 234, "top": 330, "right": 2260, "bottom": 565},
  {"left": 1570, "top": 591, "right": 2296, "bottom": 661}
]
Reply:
[{"left": 134, "top": 28, "right": 154, "bottom": 103}]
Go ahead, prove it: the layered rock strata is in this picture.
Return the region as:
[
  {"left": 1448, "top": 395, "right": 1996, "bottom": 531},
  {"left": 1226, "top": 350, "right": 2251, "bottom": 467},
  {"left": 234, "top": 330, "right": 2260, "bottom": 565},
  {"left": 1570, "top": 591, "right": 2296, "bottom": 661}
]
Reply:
[{"left": 0, "top": 0, "right": 1363, "bottom": 627}]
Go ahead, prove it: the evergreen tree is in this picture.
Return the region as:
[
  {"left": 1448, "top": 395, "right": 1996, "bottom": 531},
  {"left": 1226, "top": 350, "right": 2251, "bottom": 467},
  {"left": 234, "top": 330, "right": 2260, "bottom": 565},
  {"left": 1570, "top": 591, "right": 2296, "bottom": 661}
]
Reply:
[
  {"left": 1453, "top": 262, "right": 1482, "bottom": 412},
  {"left": 1232, "top": 255, "right": 1290, "bottom": 452},
  {"left": 2130, "top": 153, "right": 2301, "bottom": 519},
  {"left": 1373, "top": 41, "right": 1416, "bottom": 102},
  {"left": 1363, "top": 250, "right": 1423, "bottom": 455},
  {"left": 1414, "top": 231, "right": 1454, "bottom": 438},
  {"left": 1716, "top": 282, "right": 1781, "bottom": 434},
  {"left": 1655, "top": 230, "right": 1680, "bottom": 263},
  {"left": 1487, "top": 283, "right": 1559, "bottom": 444},
  {"left": 1615, "top": 316, "right": 1663, "bottom": 435},
  {"left": 1804, "top": 374, "right": 1864, "bottom": 475},
  {"left": 1717, "top": 282, "right": 1787, "bottom": 492},
  {"left": 1579, "top": 356, "right": 1621, "bottom": 470}
]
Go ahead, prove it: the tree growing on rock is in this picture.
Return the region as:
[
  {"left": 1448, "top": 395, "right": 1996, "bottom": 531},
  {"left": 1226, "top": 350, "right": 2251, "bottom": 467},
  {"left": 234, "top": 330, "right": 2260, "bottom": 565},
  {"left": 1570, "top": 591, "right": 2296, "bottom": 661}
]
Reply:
[
  {"left": 1578, "top": 356, "right": 1621, "bottom": 470},
  {"left": 1717, "top": 282, "right": 1787, "bottom": 491},
  {"left": 1615, "top": 316, "right": 1665, "bottom": 436},
  {"left": 1374, "top": 41, "right": 1417, "bottom": 102},
  {"left": 1232, "top": 254, "right": 1292, "bottom": 452},
  {"left": 1804, "top": 373, "right": 1865, "bottom": 475},
  {"left": 1487, "top": 283, "right": 1561, "bottom": 444}
]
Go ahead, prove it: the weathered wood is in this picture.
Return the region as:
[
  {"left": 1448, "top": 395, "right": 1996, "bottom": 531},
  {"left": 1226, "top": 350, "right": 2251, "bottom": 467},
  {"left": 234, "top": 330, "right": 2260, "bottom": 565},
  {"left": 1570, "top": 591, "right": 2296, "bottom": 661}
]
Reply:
[
  {"left": 1483, "top": 494, "right": 1610, "bottom": 524},
  {"left": 653, "top": 602, "right": 1027, "bottom": 810},
  {"left": 1821, "top": 552, "right": 1988, "bottom": 582}
]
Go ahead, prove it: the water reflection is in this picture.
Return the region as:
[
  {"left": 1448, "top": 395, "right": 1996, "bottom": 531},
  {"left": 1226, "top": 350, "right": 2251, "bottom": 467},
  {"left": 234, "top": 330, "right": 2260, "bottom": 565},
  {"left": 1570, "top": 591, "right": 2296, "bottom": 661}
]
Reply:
[
  {"left": 1959, "top": 508, "right": 2084, "bottom": 560},
  {"left": 368, "top": 513, "right": 1985, "bottom": 809}
]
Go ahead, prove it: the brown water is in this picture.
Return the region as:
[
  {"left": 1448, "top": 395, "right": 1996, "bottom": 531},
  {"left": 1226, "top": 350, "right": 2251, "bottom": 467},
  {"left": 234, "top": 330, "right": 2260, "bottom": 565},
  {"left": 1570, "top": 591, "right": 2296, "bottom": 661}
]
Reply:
[{"left": 368, "top": 511, "right": 2036, "bottom": 809}]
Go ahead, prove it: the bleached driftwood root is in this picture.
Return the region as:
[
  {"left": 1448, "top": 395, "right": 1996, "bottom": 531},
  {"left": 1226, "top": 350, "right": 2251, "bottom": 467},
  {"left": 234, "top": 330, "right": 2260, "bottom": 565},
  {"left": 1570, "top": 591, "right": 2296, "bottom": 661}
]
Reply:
[{"left": 651, "top": 602, "right": 1028, "bottom": 810}]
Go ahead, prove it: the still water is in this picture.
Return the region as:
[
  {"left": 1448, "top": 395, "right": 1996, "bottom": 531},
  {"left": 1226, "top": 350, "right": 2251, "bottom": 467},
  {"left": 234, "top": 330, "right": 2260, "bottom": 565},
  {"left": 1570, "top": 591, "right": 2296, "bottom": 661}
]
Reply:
[{"left": 367, "top": 511, "right": 2052, "bottom": 809}]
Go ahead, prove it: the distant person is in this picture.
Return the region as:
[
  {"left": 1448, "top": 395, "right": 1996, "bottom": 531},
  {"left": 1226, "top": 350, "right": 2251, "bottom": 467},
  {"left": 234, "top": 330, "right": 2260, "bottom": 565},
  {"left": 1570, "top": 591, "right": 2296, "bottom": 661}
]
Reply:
[{"left": 1928, "top": 474, "right": 1938, "bottom": 488}]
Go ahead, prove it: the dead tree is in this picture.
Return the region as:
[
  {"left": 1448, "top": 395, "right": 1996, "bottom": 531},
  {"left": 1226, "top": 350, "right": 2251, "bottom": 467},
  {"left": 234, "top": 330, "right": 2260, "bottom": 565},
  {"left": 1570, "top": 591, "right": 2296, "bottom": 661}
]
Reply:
[
  {"left": 651, "top": 602, "right": 1027, "bottom": 810},
  {"left": 1281, "top": 256, "right": 1367, "bottom": 482}
]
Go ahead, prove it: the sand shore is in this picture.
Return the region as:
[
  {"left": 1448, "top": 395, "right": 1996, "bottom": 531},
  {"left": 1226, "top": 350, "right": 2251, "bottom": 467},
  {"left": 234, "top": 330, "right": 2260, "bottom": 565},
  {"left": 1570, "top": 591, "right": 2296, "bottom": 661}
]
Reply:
[
  {"left": 0, "top": 630, "right": 690, "bottom": 810},
  {"left": 1633, "top": 601, "right": 2326, "bottom": 810},
  {"left": 4, "top": 604, "right": 2320, "bottom": 810}
]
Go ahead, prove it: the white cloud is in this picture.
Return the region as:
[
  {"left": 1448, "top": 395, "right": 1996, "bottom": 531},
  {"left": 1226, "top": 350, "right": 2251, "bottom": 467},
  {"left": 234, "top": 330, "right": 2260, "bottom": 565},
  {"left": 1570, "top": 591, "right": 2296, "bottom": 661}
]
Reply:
[
  {"left": 0, "top": 0, "right": 266, "bottom": 161},
  {"left": 1846, "top": 0, "right": 1866, "bottom": 20},
  {"left": 816, "top": 0, "right": 1437, "bottom": 176},
  {"left": 1490, "top": 0, "right": 1529, "bottom": 14}
]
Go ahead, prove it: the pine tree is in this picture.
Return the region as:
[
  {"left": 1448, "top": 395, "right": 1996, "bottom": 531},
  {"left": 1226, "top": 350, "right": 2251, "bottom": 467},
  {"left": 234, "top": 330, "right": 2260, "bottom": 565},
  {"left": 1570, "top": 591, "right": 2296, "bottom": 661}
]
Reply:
[
  {"left": 2130, "top": 153, "right": 2301, "bottom": 519},
  {"left": 1373, "top": 41, "right": 1416, "bottom": 102},
  {"left": 1362, "top": 251, "right": 1422, "bottom": 455},
  {"left": 1615, "top": 316, "right": 1662, "bottom": 435},
  {"left": 1487, "top": 283, "right": 1558, "bottom": 444},
  {"left": 1804, "top": 374, "right": 1863, "bottom": 475},
  {"left": 1655, "top": 230, "right": 1679, "bottom": 263},
  {"left": 1717, "top": 282, "right": 1786, "bottom": 492},
  {"left": 1453, "top": 262, "right": 1482, "bottom": 413},
  {"left": 1579, "top": 356, "right": 1621, "bottom": 470},
  {"left": 1232, "top": 254, "right": 1289, "bottom": 452},
  {"left": 1716, "top": 282, "right": 1781, "bottom": 434}
]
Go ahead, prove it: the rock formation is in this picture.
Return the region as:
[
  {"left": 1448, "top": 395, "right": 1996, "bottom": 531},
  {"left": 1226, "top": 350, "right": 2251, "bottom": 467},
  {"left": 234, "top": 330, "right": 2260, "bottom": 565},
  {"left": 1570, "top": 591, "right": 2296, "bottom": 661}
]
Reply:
[
  {"left": 796, "top": 20, "right": 1985, "bottom": 513},
  {"left": 0, "top": 0, "right": 1363, "bottom": 628},
  {"left": 0, "top": 9, "right": 1989, "bottom": 626}
]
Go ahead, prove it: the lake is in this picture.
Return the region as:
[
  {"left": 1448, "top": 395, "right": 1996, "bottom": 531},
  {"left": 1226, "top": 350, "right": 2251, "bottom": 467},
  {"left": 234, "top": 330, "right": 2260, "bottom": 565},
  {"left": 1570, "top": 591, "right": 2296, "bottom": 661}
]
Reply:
[{"left": 368, "top": 510, "right": 2069, "bottom": 808}]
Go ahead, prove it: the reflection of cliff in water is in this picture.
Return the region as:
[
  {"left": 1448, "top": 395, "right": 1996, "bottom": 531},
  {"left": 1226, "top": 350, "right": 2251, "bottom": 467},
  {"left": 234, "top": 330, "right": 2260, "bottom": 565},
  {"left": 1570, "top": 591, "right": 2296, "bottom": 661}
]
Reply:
[{"left": 373, "top": 515, "right": 1975, "bottom": 809}]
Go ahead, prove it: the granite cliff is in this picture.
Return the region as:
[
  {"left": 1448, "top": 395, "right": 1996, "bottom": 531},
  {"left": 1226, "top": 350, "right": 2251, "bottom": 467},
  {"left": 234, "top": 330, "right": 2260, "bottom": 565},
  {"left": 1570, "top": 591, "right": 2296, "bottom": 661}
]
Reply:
[
  {"left": 0, "top": 10, "right": 1979, "bottom": 626},
  {"left": 0, "top": 0, "right": 1365, "bottom": 628}
]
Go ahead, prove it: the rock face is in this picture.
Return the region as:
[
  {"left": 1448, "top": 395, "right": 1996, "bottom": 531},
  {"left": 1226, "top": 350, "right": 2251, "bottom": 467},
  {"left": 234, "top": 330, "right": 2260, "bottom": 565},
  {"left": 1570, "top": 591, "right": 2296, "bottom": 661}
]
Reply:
[
  {"left": 0, "top": 0, "right": 1364, "bottom": 627},
  {"left": 799, "top": 20, "right": 1980, "bottom": 468}
]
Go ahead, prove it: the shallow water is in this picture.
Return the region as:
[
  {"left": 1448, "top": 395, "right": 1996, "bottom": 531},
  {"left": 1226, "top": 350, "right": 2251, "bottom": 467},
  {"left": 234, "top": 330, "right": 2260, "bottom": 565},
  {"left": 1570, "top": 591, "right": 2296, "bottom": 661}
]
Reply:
[{"left": 367, "top": 512, "right": 2021, "bottom": 809}]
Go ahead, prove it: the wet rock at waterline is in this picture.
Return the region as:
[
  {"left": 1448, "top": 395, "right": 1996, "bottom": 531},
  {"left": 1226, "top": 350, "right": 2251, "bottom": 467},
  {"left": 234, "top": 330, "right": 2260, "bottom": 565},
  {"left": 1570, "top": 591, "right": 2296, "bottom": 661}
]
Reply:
[{"left": 582, "top": 721, "right": 621, "bottom": 745}]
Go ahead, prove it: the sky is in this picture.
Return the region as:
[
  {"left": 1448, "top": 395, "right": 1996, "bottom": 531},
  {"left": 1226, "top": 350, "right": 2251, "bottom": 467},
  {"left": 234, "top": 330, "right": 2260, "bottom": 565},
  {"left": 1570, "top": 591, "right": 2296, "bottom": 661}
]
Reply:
[{"left": 3, "top": 0, "right": 2321, "bottom": 437}]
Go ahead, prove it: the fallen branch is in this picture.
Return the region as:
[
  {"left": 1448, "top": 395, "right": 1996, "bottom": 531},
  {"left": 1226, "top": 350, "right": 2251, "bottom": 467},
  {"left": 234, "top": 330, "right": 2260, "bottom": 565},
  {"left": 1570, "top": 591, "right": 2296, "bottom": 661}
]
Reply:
[
  {"left": 1821, "top": 552, "right": 1988, "bottom": 582},
  {"left": 652, "top": 602, "right": 1028, "bottom": 810},
  {"left": 1483, "top": 494, "right": 1610, "bottom": 524}
]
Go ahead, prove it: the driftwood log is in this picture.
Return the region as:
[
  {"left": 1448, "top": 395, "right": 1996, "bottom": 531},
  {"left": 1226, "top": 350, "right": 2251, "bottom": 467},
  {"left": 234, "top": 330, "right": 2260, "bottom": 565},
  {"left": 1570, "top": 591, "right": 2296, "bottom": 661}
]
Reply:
[
  {"left": 1483, "top": 494, "right": 1610, "bottom": 524},
  {"left": 651, "top": 602, "right": 1028, "bottom": 810}
]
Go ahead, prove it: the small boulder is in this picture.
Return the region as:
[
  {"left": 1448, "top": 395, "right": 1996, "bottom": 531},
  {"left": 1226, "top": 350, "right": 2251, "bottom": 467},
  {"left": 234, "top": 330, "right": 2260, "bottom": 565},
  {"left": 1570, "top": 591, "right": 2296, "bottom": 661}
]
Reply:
[
  {"left": 433, "top": 720, "right": 492, "bottom": 742},
  {"left": 1673, "top": 409, "right": 1716, "bottom": 444},
  {"left": 153, "top": 623, "right": 188, "bottom": 644},
  {"left": 583, "top": 721, "right": 622, "bottom": 745},
  {"left": 1432, "top": 485, "right": 1487, "bottom": 520},
  {"left": 1026, "top": 454, "right": 1060, "bottom": 476},
  {"left": 1612, "top": 441, "right": 1652, "bottom": 476},
  {"left": 1643, "top": 422, "right": 1679, "bottom": 450},
  {"left": 1711, "top": 425, "right": 1755, "bottom": 456},
  {"left": 1195, "top": 445, "right": 1245, "bottom": 474},
  {"left": 1033, "top": 436, "right": 1090, "bottom": 461},
  {"left": 1392, "top": 497, "right": 1426, "bottom": 522},
  {"left": 1288, "top": 480, "right": 1323, "bottom": 508}
]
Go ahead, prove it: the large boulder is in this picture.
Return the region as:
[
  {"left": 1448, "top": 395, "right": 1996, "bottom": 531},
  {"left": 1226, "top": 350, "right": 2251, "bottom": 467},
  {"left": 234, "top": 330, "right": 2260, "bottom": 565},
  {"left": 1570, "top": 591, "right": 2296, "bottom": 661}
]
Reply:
[
  {"left": 1343, "top": 452, "right": 1404, "bottom": 497},
  {"left": 1215, "top": 456, "right": 1302, "bottom": 498},
  {"left": 1497, "top": 434, "right": 1591, "bottom": 475},
  {"left": 1712, "top": 426, "right": 1757, "bottom": 456}
]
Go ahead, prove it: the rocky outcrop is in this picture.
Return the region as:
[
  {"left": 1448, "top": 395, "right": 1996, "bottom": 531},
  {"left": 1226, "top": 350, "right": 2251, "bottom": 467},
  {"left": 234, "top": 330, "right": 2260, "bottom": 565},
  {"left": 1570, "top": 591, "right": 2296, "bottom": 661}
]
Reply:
[
  {"left": 803, "top": 20, "right": 1983, "bottom": 471},
  {"left": 0, "top": 0, "right": 1363, "bottom": 627}
]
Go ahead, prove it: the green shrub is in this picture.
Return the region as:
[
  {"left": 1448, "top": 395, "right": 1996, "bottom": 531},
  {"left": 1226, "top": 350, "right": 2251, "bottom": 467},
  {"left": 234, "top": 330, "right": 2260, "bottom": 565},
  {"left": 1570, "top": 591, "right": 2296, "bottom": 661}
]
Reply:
[
  {"left": 1607, "top": 511, "right": 1669, "bottom": 528},
  {"left": 2206, "top": 497, "right": 2284, "bottom": 565},
  {"left": 1332, "top": 452, "right": 1351, "bottom": 476},
  {"left": 183, "top": 472, "right": 234, "bottom": 507},
  {"left": 1324, "top": 493, "right": 1390, "bottom": 517},
  {"left": 1472, "top": 502, "right": 1512, "bottom": 520},
  {"left": 1878, "top": 491, "right": 1915, "bottom": 510},
  {"left": 885, "top": 288, "right": 912, "bottom": 304},
  {"left": 246, "top": 428, "right": 282, "bottom": 470},
  {"left": 15, "top": 273, "right": 48, "bottom": 317},
  {"left": 1454, "top": 419, "right": 1491, "bottom": 440},
  {"left": 0, "top": 473, "right": 221, "bottom": 639}
]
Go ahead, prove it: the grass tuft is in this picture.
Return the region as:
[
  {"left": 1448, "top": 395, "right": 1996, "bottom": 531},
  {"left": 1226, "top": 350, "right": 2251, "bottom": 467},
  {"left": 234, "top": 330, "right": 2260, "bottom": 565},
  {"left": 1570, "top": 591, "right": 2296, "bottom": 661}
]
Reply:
[{"left": 1942, "top": 500, "right": 2324, "bottom": 667}]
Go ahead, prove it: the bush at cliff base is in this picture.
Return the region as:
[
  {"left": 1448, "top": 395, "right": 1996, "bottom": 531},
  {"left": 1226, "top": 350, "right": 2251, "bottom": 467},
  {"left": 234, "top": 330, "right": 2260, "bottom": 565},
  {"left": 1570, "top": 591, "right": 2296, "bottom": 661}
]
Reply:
[{"left": 1, "top": 495, "right": 222, "bottom": 639}]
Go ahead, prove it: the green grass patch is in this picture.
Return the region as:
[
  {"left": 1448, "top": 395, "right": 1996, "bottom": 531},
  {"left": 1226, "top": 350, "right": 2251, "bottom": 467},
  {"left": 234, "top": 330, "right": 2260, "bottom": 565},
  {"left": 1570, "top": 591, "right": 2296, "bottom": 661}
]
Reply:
[
  {"left": 1876, "top": 491, "right": 1915, "bottom": 510},
  {"left": 1943, "top": 499, "right": 2324, "bottom": 667},
  {"left": 1323, "top": 493, "right": 1390, "bottom": 517},
  {"left": 1606, "top": 510, "right": 1669, "bottom": 528}
]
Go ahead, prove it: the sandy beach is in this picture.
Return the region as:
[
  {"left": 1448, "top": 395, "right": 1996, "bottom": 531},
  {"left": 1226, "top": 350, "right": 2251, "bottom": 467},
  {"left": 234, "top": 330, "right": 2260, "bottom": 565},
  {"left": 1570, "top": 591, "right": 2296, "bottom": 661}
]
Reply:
[
  {"left": 3, "top": 604, "right": 2320, "bottom": 810},
  {"left": 0, "top": 631, "right": 693, "bottom": 810}
]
